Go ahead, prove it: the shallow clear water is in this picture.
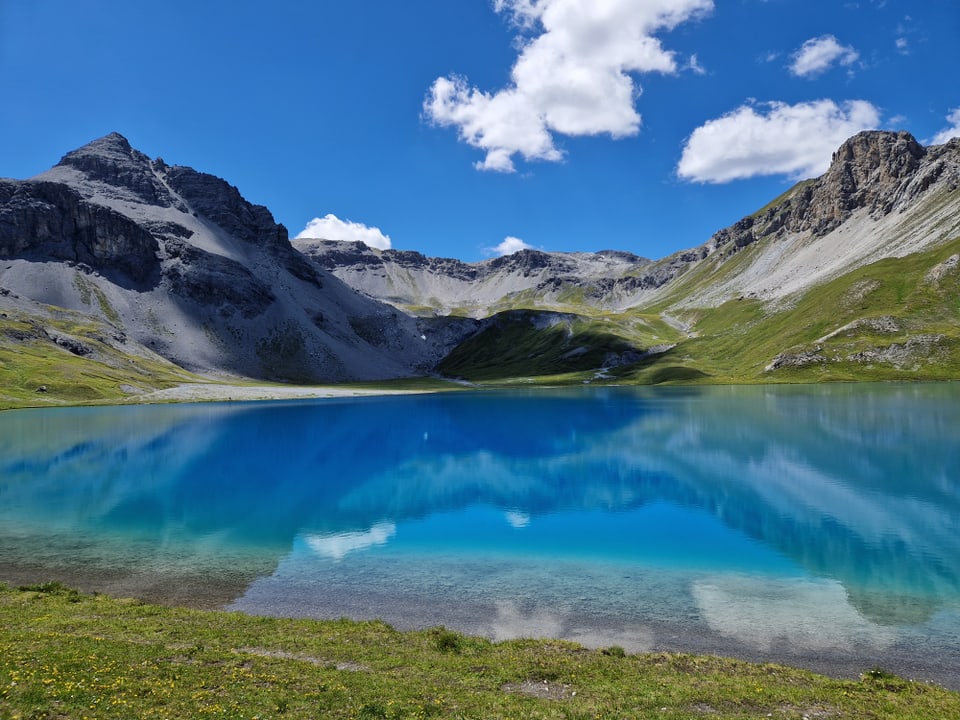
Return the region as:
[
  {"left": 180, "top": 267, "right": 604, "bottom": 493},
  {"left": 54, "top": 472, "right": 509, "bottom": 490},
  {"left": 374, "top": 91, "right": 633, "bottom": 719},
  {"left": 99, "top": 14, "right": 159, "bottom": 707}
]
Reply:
[{"left": 1, "top": 383, "right": 959, "bottom": 687}]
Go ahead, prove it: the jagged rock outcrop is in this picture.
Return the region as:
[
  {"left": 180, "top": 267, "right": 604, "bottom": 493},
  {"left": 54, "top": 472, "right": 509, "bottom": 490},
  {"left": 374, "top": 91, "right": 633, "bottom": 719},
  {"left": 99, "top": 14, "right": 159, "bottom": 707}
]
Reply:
[
  {"left": 0, "top": 179, "right": 160, "bottom": 286},
  {"left": 709, "top": 131, "right": 959, "bottom": 252},
  {"left": 164, "top": 165, "right": 288, "bottom": 249}
]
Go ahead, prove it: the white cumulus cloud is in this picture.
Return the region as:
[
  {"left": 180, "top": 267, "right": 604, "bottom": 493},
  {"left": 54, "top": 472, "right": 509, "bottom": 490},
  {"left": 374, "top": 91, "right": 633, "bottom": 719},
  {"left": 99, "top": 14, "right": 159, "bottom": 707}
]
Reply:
[
  {"left": 424, "top": 0, "right": 714, "bottom": 172},
  {"left": 930, "top": 108, "right": 960, "bottom": 145},
  {"left": 295, "top": 213, "right": 392, "bottom": 250},
  {"left": 677, "top": 99, "right": 881, "bottom": 183},
  {"left": 493, "top": 236, "right": 534, "bottom": 256},
  {"left": 789, "top": 35, "right": 860, "bottom": 77}
]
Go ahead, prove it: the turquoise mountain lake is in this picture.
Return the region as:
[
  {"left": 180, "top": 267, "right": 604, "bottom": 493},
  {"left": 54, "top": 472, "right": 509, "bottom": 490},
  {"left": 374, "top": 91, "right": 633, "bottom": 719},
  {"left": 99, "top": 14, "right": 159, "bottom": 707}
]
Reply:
[{"left": 1, "top": 383, "right": 958, "bottom": 688}]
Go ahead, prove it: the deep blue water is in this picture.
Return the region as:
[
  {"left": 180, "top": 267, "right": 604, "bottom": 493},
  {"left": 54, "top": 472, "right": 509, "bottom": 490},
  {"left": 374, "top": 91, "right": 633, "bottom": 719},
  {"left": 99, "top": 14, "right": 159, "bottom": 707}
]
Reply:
[{"left": 1, "top": 383, "right": 959, "bottom": 687}]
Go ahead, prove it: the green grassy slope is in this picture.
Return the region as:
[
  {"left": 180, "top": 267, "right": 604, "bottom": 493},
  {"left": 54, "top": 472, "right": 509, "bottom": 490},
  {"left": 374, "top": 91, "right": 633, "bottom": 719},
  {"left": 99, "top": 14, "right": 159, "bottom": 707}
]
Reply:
[
  {"left": 0, "top": 306, "right": 197, "bottom": 410},
  {"left": 621, "top": 235, "right": 960, "bottom": 385},
  {"left": 436, "top": 237, "right": 960, "bottom": 386},
  {"left": 3, "top": 583, "right": 957, "bottom": 720}
]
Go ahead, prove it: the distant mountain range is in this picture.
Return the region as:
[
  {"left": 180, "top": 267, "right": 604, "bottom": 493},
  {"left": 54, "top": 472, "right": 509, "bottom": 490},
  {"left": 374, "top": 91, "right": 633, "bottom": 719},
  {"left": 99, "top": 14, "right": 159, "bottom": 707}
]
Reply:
[
  {"left": 299, "top": 131, "right": 959, "bottom": 317},
  {"left": 2, "top": 130, "right": 958, "bottom": 405}
]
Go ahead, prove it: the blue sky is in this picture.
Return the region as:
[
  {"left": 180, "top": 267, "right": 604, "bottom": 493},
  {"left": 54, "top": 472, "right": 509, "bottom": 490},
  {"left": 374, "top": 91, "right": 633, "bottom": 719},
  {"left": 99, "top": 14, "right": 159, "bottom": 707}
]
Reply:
[{"left": 1, "top": 0, "right": 958, "bottom": 262}]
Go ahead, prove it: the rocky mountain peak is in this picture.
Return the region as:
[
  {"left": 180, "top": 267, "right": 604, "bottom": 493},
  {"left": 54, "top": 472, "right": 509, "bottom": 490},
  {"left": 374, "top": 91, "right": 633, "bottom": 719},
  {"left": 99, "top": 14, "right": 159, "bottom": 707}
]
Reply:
[
  {"left": 55, "top": 132, "right": 151, "bottom": 176},
  {"left": 60, "top": 131, "right": 138, "bottom": 158},
  {"left": 823, "top": 130, "right": 926, "bottom": 195},
  {"left": 39, "top": 133, "right": 290, "bottom": 251},
  {"left": 49, "top": 131, "right": 178, "bottom": 208},
  {"left": 708, "top": 131, "right": 956, "bottom": 254},
  {"left": 804, "top": 130, "right": 939, "bottom": 234},
  {"left": 488, "top": 249, "right": 557, "bottom": 274}
]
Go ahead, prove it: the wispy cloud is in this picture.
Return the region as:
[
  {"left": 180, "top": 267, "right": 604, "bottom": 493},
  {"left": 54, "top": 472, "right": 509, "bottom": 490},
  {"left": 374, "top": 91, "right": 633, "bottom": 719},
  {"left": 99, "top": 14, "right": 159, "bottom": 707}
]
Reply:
[
  {"left": 295, "top": 213, "right": 392, "bottom": 250},
  {"left": 677, "top": 99, "right": 881, "bottom": 183},
  {"left": 789, "top": 35, "right": 860, "bottom": 77},
  {"left": 895, "top": 16, "right": 914, "bottom": 55},
  {"left": 424, "top": 0, "right": 714, "bottom": 172},
  {"left": 930, "top": 108, "right": 960, "bottom": 145},
  {"left": 687, "top": 53, "right": 707, "bottom": 75}
]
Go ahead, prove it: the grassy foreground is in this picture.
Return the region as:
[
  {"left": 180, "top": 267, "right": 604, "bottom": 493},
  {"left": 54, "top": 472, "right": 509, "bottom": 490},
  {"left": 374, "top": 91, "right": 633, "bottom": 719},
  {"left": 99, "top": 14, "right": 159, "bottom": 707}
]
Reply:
[{"left": 2, "top": 584, "right": 958, "bottom": 720}]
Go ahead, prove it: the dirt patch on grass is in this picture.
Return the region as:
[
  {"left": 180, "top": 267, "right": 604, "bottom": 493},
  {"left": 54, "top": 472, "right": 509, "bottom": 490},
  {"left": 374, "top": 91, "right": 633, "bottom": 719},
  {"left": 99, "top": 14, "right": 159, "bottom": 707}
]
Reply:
[
  {"left": 234, "top": 646, "right": 369, "bottom": 672},
  {"left": 502, "top": 679, "right": 577, "bottom": 700}
]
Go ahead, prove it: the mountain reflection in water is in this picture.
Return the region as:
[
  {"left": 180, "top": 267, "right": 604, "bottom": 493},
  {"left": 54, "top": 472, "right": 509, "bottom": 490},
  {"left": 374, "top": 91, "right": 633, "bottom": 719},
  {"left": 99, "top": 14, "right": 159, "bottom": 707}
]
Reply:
[{"left": 1, "top": 384, "right": 958, "bottom": 686}]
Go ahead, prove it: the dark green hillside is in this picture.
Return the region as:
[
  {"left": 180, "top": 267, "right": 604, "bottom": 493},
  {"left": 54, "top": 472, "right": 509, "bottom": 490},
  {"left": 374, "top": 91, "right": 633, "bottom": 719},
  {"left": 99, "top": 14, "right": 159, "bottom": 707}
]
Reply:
[{"left": 438, "top": 310, "right": 680, "bottom": 383}]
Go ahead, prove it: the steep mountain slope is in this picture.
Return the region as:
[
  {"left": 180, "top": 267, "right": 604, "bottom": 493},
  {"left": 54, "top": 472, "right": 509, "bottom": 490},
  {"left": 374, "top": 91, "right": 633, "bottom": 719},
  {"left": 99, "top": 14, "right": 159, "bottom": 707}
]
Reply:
[
  {"left": 0, "top": 134, "right": 475, "bottom": 396},
  {"left": 612, "top": 132, "right": 960, "bottom": 384},
  {"left": 647, "top": 131, "right": 960, "bottom": 310},
  {"left": 0, "top": 284, "right": 201, "bottom": 407}
]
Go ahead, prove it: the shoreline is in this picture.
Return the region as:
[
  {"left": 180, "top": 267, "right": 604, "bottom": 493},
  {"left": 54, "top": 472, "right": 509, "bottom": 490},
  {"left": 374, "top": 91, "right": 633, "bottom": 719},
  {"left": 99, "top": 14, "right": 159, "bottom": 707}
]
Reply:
[
  {"left": 0, "top": 380, "right": 451, "bottom": 412},
  {"left": 2, "top": 559, "right": 957, "bottom": 692},
  {"left": 4, "top": 376, "right": 956, "bottom": 413},
  {"left": 129, "top": 382, "right": 436, "bottom": 404},
  {"left": 6, "top": 583, "right": 958, "bottom": 719}
]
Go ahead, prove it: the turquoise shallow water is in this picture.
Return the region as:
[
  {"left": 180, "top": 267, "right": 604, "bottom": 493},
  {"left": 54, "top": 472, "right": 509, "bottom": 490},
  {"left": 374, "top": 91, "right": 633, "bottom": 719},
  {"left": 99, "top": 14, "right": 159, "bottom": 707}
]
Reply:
[{"left": 1, "top": 383, "right": 959, "bottom": 687}]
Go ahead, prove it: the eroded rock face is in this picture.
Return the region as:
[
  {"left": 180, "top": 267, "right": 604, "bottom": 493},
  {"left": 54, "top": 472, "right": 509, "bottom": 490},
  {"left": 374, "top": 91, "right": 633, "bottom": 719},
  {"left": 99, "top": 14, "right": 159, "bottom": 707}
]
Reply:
[
  {"left": 164, "top": 165, "right": 289, "bottom": 249},
  {"left": 805, "top": 130, "right": 927, "bottom": 233},
  {"left": 488, "top": 249, "right": 564, "bottom": 275},
  {"left": 0, "top": 179, "right": 160, "bottom": 286},
  {"left": 711, "top": 131, "right": 959, "bottom": 252}
]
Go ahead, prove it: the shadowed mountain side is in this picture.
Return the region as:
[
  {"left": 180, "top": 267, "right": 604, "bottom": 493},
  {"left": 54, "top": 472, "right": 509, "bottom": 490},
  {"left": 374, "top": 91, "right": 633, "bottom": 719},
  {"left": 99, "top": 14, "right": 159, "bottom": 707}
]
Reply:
[{"left": 0, "top": 180, "right": 161, "bottom": 289}]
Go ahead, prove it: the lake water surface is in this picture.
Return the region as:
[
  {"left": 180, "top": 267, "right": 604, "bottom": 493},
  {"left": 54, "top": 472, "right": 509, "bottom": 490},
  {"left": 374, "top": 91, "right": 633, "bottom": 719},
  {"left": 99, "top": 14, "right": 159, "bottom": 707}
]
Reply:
[{"left": 1, "top": 383, "right": 959, "bottom": 688}]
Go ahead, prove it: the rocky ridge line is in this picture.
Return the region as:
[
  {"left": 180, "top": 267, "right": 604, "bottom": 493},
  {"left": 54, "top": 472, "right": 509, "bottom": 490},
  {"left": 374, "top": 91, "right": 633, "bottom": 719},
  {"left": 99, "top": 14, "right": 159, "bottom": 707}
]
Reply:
[{"left": 300, "top": 130, "right": 959, "bottom": 315}]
